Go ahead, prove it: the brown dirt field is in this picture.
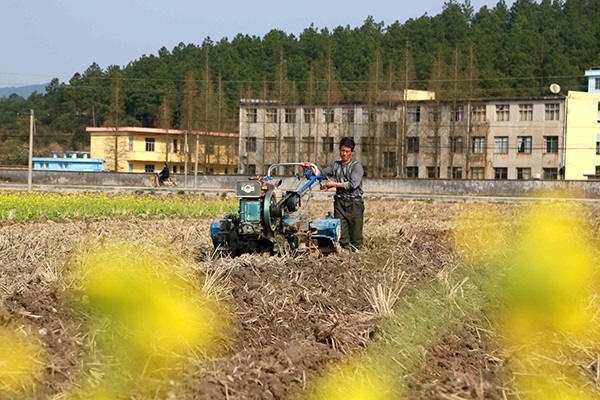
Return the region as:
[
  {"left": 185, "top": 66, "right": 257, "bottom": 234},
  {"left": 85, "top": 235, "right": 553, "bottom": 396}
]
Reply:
[{"left": 1, "top": 199, "right": 599, "bottom": 399}]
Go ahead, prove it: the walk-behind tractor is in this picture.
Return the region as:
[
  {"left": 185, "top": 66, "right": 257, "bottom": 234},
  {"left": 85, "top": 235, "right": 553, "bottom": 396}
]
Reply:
[{"left": 210, "top": 163, "right": 340, "bottom": 256}]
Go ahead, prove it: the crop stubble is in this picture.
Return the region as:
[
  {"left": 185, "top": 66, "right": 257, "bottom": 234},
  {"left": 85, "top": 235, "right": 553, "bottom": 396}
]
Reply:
[{"left": 1, "top": 199, "right": 599, "bottom": 399}]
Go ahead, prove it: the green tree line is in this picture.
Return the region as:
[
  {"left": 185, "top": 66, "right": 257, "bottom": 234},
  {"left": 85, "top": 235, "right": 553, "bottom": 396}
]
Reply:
[{"left": 1, "top": 0, "right": 599, "bottom": 165}]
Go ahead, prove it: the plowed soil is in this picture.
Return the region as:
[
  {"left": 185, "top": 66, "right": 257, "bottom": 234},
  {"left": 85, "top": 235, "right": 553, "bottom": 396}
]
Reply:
[{"left": 1, "top": 198, "right": 598, "bottom": 399}]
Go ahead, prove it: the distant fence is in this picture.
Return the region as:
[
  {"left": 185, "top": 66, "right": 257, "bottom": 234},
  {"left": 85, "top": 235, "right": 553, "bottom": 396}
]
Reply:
[{"left": 1, "top": 168, "right": 599, "bottom": 199}]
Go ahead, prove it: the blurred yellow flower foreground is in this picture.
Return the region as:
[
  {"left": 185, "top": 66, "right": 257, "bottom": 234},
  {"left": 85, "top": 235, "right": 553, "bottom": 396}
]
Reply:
[
  {"left": 67, "top": 240, "right": 228, "bottom": 398},
  {"left": 455, "top": 201, "right": 599, "bottom": 399},
  {"left": 502, "top": 203, "right": 598, "bottom": 399},
  {"left": 0, "top": 327, "right": 43, "bottom": 395}
]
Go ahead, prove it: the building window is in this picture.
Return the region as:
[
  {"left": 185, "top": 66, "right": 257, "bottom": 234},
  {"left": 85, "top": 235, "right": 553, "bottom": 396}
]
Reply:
[
  {"left": 596, "top": 165, "right": 600, "bottom": 176},
  {"left": 517, "top": 136, "right": 532, "bottom": 154},
  {"left": 285, "top": 108, "right": 296, "bottom": 124},
  {"left": 518, "top": 104, "right": 533, "bottom": 121},
  {"left": 450, "top": 167, "right": 463, "bottom": 179},
  {"left": 383, "top": 152, "right": 396, "bottom": 169},
  {"left": 128, "top": 136, "right": 134, "bottom": 151},
  {"left": 383, "top": 122, "right": 396, "bottom": 138},
  {"left": 407, "top": 137, "right": 419, "bottom": 154},
  {"left": 323, "top": 108, "right": 334, "bottom": 123},
  {"left": 406, "top": 166, "right": 418, "bottom": 178},
  {"left": 145, "top": 137, "right": 155, "bottom": 152},
  {"left": 303, "top": 137, "right": 315, "bottom": 158},
  {"left": 472, "top": 105, "right": 486, "bottom": 122},
  {"left": 472, "top": 137, "right": 485, "bottom": 153},
  {"left": 427, "top": 137, "right": 441, "bottom": 154},
  {"left": 543, "top": 168, "right": 558, "bottom": 180},
  {"left": 247, "top": 164, "right": 256, "bottom": 175},
  {"left": 362, "top": 137, "right": 375, "bottom": 155},
  {"left": 246, "top": 137, "right": 257, "bottom": 153},
  {"left": 451, "top": 137, "right": 464, "bottom": 153},
  {"left": 145, "top": 164, "right": 154, "bottom": 173},
  {"left": 495, "top": 104, "right": 510, "bottom": 121},
  {"left": 265, "top": 137, "right": 276, "bottom": 154},
  {"left": 545, "top": 103, "right": 560, "bottom": 121},
  {"left": 494, "top": 167, "right": 508, "bottom": 180},
  {"left": 343, "top": 108, "right": 354, "bottom": 124},
  {"left": 596, "top": 134, "right": 600, "bottom": 155},
  {"left": 428, "top": 110, "right": 441, "bottom": 123},
  {"left": 426, "top": 166, "right": 439, "bottom": 178},
  {"left": 596, "top": 80, "right": 600, "bottom": 91},
  {"left": 246, "top": 108, "right": 257, "bottom": 123},
  {"left": 544, "top": 136, "right": 559, "bottom": 153},
  {"left": 304, "top": 108, "right": 315, "bottom": 123},
  {"left": 266, "top": 108, "right": 278, "bottom": 123},
  {"left": 362, "top": 109, "right": 375, "bottom": 124},
  {"left": 172, "top": 139, "right": 178, "bottom": 153},
  {"left": 517, "top": 167, "right": 532, "bottom": 180},
  {"left": 284, "top": 137, "right": 295, "bottom": 157},
  {"left": 322, "top": 137, "right": 334, "bottom": 153},
  {"left": 128, "top": 163, "right": 133, "bottom": 173},
  {"left": 206, "top": 144, "right": 215, "bottom": 155},
  {"left": 471, "top": 167, "right": 484, "bottom": 179},
  {"left": 450, "top": 106, "right": 464, "bottom": 122},
  {"left": 494, "top": 136, "right": 509, "bottom": 154},
  {"left": 408, "top": 106, "right": 421, "bottom": 123}
]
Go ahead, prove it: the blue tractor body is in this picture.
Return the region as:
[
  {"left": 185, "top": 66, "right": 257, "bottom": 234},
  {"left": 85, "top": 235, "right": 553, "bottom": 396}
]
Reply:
[{"left": 210, "top": 163, "right": 340, "bottom": 256}]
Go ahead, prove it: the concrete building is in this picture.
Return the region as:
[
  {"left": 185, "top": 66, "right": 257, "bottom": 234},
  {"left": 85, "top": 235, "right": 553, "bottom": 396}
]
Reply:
[
  {"left": 87, "top": 127, "right": 239, "bottom": 175},
  {"left": 238, "top": 92, "right": 566, "bottom": 180},
  {"left": 564, "top": 68, "right": 600, "bottom": 179},
  {"left": 33, "top": 151, "right": 105, "bottom": 171}
]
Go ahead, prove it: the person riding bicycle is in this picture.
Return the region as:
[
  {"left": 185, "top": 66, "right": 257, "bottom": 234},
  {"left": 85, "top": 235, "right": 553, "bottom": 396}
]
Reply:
[{"left": 157, "top": 163, "right": 170, "bottom": 185}]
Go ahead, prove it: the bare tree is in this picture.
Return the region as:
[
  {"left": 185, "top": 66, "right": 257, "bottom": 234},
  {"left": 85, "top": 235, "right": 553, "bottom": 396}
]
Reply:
[
  {"left": 155, "top": 92, "right": 175, "bottom": 163},
  {"left": 398, "top": 39, "right": 417, "bottom": 178},
  {"left": 426, "top": 47, "right": 447, "bottom": 178},
  {"left": 364, "top": 51, "right": 384, "bottom": 176},
  {"left": 104, "top": 69, "right": 126, "bottom": 172},
  {"left": 181, "top": 70, "right": 199, "bottom": 183}
]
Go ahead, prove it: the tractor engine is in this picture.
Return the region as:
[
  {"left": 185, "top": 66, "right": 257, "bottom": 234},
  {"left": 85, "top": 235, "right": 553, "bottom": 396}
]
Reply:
[{"left": 210, "top": 164, "right": 340, "bottom": 256}]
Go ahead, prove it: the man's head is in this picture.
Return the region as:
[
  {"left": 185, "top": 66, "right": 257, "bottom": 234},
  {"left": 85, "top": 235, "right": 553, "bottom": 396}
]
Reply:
[
  {"left": 339, "top": 137, "right": 355, "bottom": 164},
  {"left": 339, "top": 137, "right": 355, "bottom": 151}
]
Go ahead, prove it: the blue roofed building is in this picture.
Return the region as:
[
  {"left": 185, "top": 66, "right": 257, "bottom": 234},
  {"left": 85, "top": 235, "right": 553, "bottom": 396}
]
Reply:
[{"left": 33, "top": 151, "right": 105, "bottom": 171}]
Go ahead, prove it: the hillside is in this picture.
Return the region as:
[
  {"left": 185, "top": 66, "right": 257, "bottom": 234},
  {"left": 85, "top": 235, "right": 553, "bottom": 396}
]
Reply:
[{"left": 0, "top": 84, "right": 47, "bottom": 99}]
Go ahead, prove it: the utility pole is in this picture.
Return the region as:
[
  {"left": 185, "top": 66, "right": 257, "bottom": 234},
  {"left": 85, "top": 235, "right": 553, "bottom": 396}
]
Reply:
[
  {"left": 184, "top": 132, "right": 189, "bottom": 188},
  {"left": 27, "top": 109, "right": 34, "bottom": 192}
]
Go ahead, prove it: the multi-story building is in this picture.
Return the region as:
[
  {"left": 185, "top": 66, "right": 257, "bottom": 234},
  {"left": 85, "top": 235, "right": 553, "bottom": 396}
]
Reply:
[
  {"left": 239, "top": 93, "right": 566, "bottom": 180},
  {"left": 564, "top": 68, "right": 600, "bottom": 179},
  {"left": 88, "top": 127, "right": 239, "bottom": 175}
]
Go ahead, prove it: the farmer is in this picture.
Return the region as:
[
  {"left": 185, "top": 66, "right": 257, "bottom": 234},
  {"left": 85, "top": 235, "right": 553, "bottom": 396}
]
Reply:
[{"left": 304, "top": 137, "right": 364, "bottom": 252}]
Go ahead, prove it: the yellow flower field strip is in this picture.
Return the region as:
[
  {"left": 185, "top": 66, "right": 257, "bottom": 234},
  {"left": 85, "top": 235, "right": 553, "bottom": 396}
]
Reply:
[{"left": 0, "top": 192, "right": 237, "bottom": 221}]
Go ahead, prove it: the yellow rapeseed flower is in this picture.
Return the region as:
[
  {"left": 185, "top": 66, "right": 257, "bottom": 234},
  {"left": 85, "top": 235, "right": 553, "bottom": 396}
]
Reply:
[
  {"left": 311, "top": 360, "right": 391, "bottom": 400},
  {"left": 0, "top": 327, "right": 44, "bottom": 394}
]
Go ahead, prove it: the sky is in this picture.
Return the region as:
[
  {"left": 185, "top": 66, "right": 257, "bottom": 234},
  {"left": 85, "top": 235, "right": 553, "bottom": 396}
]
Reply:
[{"left": 1, "top": 0, "right": 516, "bottom": 88}]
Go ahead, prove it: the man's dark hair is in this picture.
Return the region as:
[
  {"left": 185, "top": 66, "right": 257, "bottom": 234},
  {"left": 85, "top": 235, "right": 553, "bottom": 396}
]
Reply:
[{"left": 339, "top": 137, "right": 355, "bottom": 151}]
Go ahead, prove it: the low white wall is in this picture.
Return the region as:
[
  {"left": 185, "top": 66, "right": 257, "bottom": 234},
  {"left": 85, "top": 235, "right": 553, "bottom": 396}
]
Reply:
[{"left": 1, "top": 169, "right": 599, "bottom": 198}]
